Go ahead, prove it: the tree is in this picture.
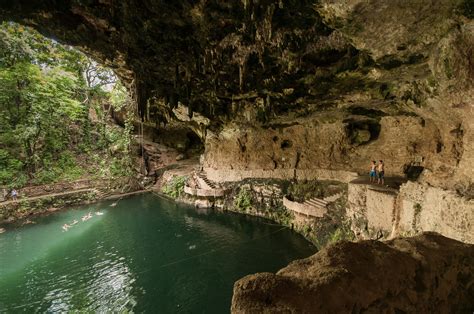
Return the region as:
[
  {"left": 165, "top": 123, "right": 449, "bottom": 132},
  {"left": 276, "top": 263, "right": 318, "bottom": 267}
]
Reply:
[
  {"left": 0, "top": 22, "right": 133, "bottom": 187},
  {"left": 0, "top": 62, "right": 82, "bottom": 177}
]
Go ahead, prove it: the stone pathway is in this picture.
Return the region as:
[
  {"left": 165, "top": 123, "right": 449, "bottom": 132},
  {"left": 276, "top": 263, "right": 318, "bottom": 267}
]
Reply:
[
  {"left": 0, "top": 188, "right": 96, "bottom": 207},
  {"left": 350, "top": 176, "right": 407, "bottom": 191}
]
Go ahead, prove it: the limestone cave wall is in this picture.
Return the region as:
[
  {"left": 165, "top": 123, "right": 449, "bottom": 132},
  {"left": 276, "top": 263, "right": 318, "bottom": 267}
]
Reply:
[{"left": 0, "top": 0, "right": 473, "bottom": 190}]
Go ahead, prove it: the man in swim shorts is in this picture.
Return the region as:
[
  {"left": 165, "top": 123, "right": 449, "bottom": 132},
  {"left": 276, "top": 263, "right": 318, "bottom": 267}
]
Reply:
[
  {"left": 377, "top": 160, "right": 385, "bottom": 185},
  {"left": 369, "top": 160, "right": 377, "bottom": 183}
]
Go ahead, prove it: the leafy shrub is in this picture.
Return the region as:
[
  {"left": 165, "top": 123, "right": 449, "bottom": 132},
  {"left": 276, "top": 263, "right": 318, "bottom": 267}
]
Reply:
[
  {"left": 34, "top": 168, "right": 58, "bottom": 184},
  {"left": 0, "top": 22, "right": 135, "bottom": 188},
  {"left": 109, "top": 156, "right": 133, "bottom": 178},
  {"left": 162, "top": 176, "right": 187, "bottom": 198},
  {"left": 327, "top": 223, "right": 355, "bottom": 245},
  {"left": 287, "top": 180, "right": 324, "bottom": 202},
  {"left": 234, "top": 187, "right": 253, "bottom": 211},
  {"left": 0, "top": 149, "right": 24, "bottom": 187},
  {"left": 271, "top": 204, "right": 294, "bottom": 226}
]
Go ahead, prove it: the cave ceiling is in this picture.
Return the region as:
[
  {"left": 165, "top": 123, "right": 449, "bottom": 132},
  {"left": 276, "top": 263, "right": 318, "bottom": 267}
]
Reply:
[{"left": 1, "top": 0, "right": 472, "bottom": 129}]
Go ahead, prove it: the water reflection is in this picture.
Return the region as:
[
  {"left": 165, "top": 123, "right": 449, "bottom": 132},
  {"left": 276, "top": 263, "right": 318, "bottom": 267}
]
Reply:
[{"left": 0, "top": 194, "right": 315, "bottom": 312}]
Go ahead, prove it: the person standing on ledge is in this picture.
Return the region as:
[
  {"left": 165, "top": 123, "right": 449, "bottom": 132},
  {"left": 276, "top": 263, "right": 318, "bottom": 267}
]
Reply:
[
  {"left": 369, "top": 160, "right": 377, "bottom": 183},
  {"left": 11, "top": 189, "right": 18, "bottom": 201},
  {"left": 377, "top": 160, "right": 385, "bottom": 185}
]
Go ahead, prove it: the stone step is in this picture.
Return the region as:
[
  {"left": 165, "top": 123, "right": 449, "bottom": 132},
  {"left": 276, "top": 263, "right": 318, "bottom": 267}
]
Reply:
[
  {"left": 203, "top": 180, "right": 216, "bottom": 188},
  {"left": 306, "top": 198, "right": 328, "bottom": 208},
  {"left": 323, "top": 192, "right": 343, "bottom": 203},
  {"left": 197, "top": 172, "right": 217, "bottom": 189},
  {"left": 195, "top": 174, "right": 216, "bottom": 190}
]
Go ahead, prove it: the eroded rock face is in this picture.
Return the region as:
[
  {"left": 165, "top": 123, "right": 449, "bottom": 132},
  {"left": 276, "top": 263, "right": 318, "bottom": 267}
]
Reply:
[
  {"left": 231, "top": 233, "right": 474, "bottom": 313},
  {"left": 203, "top": 115, "right": 443, "bottom": 177},
  {"left": 1, "top": 0, "right": 472, "bottom": 190}
]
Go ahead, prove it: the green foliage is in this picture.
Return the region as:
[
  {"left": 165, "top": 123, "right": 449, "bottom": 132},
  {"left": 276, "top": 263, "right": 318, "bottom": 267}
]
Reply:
[
  {"left": 287, "top": 180, "right": 324, "bottom": 202},
  {"left": 0, "top": 22, "right": 134, "bottom": 187},
  {"left": 234, "top": 187, "right": 253, "bottom": 211},
  {"left": 308, "top": 220, "right": 354, "bottom": 249},
  {"left": 110, "top": 82, "right": 132, "bottom": 111},
  {"left": 271, "top": 204, "right": 294, "bottom": 226},
  {"left": 328, "top": 225, "right": 354, "bottom": 244},
  {"left": 163, "top": 176, "right": 188, "bottom": 199},
  {"left": 32, "top": 152, "right": 84, "bottom": 184},
  {"left": 0, "top": 149, "right": 25, "bottom": 187}
]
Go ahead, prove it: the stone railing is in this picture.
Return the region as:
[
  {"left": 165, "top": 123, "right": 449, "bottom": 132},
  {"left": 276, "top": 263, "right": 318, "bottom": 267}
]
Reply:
[
  {"left": 348, "top": 181, "right": 474, "bottom": 244},
  {"left": 283, "top": 196, "right": 327, "bottom": 218},
  {"left": 183, "top": 185, "right": 225, "bottom": 197}
]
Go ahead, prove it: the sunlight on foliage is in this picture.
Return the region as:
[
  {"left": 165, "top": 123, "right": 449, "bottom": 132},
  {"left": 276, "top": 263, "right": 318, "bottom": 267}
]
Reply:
[
  {"left": 0, "top": 22, "right": 134, "bottom": 187},
  {"left": 162, "top": 176, "right": 188, "bottom": 199}
]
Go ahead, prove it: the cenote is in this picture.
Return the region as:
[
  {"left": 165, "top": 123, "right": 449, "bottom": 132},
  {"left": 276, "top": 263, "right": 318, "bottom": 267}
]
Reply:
[{"left": 0, "top": 194, "right": 315, "bottom": 312}]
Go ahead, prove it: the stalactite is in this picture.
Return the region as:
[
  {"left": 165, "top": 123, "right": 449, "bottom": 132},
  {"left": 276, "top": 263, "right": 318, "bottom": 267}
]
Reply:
[
  {"left": 133, "top": 77, "right": 147, "bottom": 122},
  {"left": 174, "top": 64, "right": 179, "bottom": 89},
  {"left": 188, "top": 102, "right": 193, "bottom": 118},
  {"left": 239, "top": 63, "right": 245, "bottom": 92}
]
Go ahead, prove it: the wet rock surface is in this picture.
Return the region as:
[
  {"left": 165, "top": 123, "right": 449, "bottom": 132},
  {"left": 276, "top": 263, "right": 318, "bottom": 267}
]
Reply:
[{"left": 231, "top": 233, "right": 474, "bottom": 313}]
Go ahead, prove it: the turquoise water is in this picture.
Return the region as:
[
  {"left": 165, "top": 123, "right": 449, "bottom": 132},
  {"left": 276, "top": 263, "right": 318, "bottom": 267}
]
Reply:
[{"left": 0, "top": 194, "right": 315, "bottom": 313}]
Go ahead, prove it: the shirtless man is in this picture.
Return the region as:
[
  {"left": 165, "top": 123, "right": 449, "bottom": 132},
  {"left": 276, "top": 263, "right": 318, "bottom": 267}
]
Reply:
[
  {"left": 369, "top": 160, "right": 377, "bottom": 183},
  {"left": 377, "top": 160, "right": 385, "bottom": 185}
]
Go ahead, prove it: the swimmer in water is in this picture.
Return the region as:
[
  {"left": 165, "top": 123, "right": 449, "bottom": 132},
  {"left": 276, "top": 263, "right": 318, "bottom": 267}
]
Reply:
[
  {"left": 71, "top": 220, "right": 78, "bottom": 225},
  {"left": 81, "top": 213, "right": 92, "bottom": 221},
  {"left": 0, "top": 227, "right": 5, "bottom": 234},
  {"left": 62, "top": 224, "right": 70, "bottom": 231},
  {"left": 96, "top": 211, "right": 104, "bottom": 216},
  {"left": 110, "top": 202, "right": 117, "bottom": 207}
]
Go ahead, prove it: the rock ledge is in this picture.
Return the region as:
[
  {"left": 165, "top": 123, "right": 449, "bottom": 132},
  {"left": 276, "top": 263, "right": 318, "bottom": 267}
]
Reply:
[{"left": 231, "top": 233, "right": 474, "bottom": 313}]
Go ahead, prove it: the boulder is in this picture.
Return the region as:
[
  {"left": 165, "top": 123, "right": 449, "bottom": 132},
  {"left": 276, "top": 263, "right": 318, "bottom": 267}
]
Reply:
[{"left": 231, "top": 233, "right": 474, "bottom": 313}]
